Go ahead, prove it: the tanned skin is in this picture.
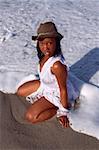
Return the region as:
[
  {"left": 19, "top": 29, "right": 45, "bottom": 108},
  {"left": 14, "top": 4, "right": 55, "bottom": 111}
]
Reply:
[{"left": 17, "top": 38, "right": 69, "bottom": 127}]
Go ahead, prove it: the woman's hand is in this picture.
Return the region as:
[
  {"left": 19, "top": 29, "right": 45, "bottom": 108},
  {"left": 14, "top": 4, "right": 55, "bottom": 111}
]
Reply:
[{"left": 58, "top": 116, "right": 70, "bottom": 128}]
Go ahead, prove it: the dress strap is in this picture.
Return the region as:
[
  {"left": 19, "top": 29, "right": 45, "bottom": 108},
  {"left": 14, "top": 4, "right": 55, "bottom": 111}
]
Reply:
[{"left": 48, "top": 56, "right": 66, "bottom": 67}]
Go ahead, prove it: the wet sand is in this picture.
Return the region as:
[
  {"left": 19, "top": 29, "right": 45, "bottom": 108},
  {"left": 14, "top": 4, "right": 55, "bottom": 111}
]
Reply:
[{"left": 0, "top": 91, "right": 99, "bottom": 150}]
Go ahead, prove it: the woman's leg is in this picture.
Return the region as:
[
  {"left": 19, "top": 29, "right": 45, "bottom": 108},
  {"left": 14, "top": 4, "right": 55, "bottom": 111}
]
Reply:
[
  {"left": 25, "top": 97, "right": 58, "bottom": 123},
  {"left": 17, "top": 80, "right": 40, "bottom": 97}
]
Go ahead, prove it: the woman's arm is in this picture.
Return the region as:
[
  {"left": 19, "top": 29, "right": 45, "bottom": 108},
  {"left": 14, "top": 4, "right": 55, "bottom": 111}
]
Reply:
[
  {"left": 51, "top": 61, "right": 70, "bottom": 128},
  {"left": 51, "top": 61, "right": 69, "bottom": 109}
]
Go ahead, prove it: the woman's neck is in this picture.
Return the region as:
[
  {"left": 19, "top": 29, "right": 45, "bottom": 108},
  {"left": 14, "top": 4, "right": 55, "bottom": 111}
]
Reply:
[{"left": 40, "top": 55, "right": 52, "bottom": 62}]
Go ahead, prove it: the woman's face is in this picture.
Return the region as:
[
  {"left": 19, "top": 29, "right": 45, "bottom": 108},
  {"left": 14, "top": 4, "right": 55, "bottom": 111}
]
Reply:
[{"left": 38, "top": 38, "right": 56, "bottom": 57}]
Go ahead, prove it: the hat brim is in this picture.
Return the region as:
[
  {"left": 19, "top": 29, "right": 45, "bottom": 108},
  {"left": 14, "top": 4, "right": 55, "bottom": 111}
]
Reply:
[{"left": 32, "top": 32, "right": 63, "bottom": 41}]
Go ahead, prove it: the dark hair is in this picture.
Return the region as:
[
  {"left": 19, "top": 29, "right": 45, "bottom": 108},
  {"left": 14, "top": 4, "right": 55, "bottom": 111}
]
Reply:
[{"left": 36, "top": 38, "right": 64, "bottom": 61}]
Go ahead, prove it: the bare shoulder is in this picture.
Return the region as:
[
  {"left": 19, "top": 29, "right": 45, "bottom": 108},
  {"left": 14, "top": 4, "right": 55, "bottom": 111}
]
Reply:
[{"left": 51, "top": 61, "right": 67, "bottom": 75}]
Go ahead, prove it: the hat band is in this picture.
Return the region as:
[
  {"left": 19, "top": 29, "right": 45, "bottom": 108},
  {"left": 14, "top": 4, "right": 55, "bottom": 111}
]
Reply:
[{"left": 38, "top": 32, "right": 58, "bottom": 37}]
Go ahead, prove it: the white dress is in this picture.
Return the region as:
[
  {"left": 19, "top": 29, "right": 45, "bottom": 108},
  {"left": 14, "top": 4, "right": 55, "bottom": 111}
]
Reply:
[
  {"left": 17, "top": 56, "right": 79, "bottom": 116},
  {"left": 16, "top": 55, "right": 99, "bottom": 140}
]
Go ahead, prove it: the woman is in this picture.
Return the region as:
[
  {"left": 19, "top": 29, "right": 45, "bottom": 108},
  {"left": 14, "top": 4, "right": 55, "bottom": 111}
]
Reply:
[{"left": 16, "top": 21, "right": 79, "bottom": 128}]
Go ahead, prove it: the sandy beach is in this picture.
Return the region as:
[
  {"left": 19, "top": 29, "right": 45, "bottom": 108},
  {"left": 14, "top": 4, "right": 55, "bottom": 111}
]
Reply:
[
  {"left": 0, "top": 0, "right": 99, "bottom": 149},
  {"left": 0, "top": 91, "right": 99, "bottom": 150}
]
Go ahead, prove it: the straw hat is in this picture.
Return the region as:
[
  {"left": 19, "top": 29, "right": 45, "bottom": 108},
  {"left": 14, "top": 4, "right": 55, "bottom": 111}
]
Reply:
[{"left": 32, "top": 22, "right": 63, "bottom": 41}]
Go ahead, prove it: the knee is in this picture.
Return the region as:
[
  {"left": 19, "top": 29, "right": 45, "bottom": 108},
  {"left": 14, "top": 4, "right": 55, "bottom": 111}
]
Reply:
[
  {"left": 16, "top": 87, "right": 24, "bottom": 97},
  {"left": 25, "top": 111, "right": 38, "bottom": 123}
]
